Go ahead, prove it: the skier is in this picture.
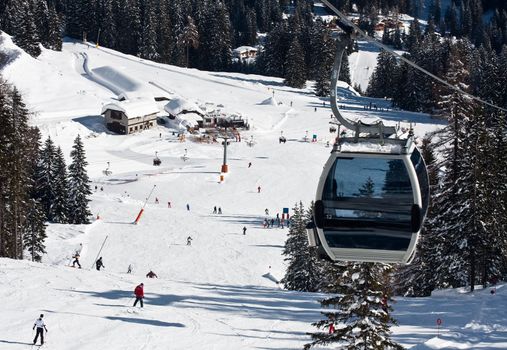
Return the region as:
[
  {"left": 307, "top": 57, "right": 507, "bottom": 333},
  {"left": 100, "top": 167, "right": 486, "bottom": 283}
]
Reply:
[
  {"left": 146, "top": 270, "right": 158, "bottom": 278},
  {"left": 168, "top": 201, "right": 171, "bottom": 208},
  {"left": 257, "top": 186, "right": 261, "bottom": 193},
  {"left": 248, "top": 162, "right": 252, "bottom": 168},
  {"left": 33, "top": 314, "right": 48, "bottom": 346},
  {"left": 133, "top": 283, "right": 144, "bottom": 308},
  {"left": 100, "top": 186, "right": 104, "bottom": 191},
  {"left": 187, "top": 236, "right": 193, "bottom": 246},
  {"left": 270, "top": 218, "right": 275, "bottom": 228},
  {"left": 186, "top": 203, "right": 190, "bottom": 211},
  {"left": 127, "top": 264, "right": 133, "bottom": 274},
  {"left": 72, "top": 252, "right": 81, "bottom": 268},
  {"left": 243, "top": 226, "right": 247, "bottom": 235},
  {"left": 155, "top": 197, "right": 159, "bottom": 204},
  {"left": 263, "top": 219, "right": 268, "bottom": 228},
  {"left": 95, "top": 257, "right": 105, "bottom": 271},
  {"left": 213, "top": 206, "right": 217, "bottom": 214},
  {"left": 218, "top": 207, "right": 222, "bottom": 214},
  {"left": 265, "top": 208, "right": 269, "bottom": 215}
]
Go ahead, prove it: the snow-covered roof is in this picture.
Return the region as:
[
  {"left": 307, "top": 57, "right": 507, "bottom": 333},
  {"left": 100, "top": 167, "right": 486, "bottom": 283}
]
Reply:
[
  {"left": 101, "top": 98, "right": 160, "bottom": 119},
  {"left": 233, "top": 46, "right": 258, "bottom": 54},
  {"left": 178, "top": 112, "right": 203, "bottom": 128},
  {"left": 164, "top": 97, "right": 204, "bottom": 116}
]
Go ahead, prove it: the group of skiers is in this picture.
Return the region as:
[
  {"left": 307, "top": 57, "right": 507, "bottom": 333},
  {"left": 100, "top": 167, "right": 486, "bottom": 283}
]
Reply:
[
  {"left": 263, "top": 213, "right": 289, "bottom": 229},
  {"left": 212, "top": 206, "right": 222, "bottom": 214}
]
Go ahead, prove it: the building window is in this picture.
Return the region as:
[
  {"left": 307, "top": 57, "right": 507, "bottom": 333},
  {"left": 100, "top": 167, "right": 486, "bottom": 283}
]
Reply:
[
  {"left": 111, "top": 110, "right": 123, "bottom": 120},
  {"left": 149, "top": 122, "right": 153, "bottom": 127},
  {"left": 135, "top": 126, "right": 138, "bottom": 131},
  {"left": 129, "top": 127, "right": 133, "bottom": 133}
]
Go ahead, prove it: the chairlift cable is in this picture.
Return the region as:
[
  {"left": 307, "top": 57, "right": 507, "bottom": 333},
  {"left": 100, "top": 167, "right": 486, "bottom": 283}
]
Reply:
[{"left": 320, "top": 0, "right": 507, "bottom": 113}]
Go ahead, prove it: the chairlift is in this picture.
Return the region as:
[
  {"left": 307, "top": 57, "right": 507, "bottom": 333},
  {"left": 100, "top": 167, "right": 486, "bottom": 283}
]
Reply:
[
  {"left": 153, "top": 152, "right": 161, "bottom": 166},
  {"left": 307, "top": 25, "right": 430, "bottom": 264},
  {"left": 102, "top": 162, "right": 112, "bottom": 176},
  {"left": 181, "top": 148, "right": 189, "bottom": 161},
  {"left": 246, "top": 136, "right": 256, "bottom": 147}
]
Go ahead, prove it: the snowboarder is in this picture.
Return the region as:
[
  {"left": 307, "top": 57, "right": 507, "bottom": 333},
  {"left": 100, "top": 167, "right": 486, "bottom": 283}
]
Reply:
[
  {"left": 213, "top": 206, "right": 217, "bottom": 214},
  {"left": 257, "top": 186, "right": 261, "bottom": 193},
  {"left": 146, "top": 270, "right": 158, "bottom": 278},
  {"left": 248, "top": 162, "right": 252, "bottom": 168},
  {"left": 187, "top": 236, "right": 193, "bottom": 246},
  {"left": 33, "top": 314, "right": 48, "bottom": 346},
  {"left": 72, "top": 252, "right": 81, "bottom": 268},
  {"left": 218, "top": 207, "right": 222, "bottom": 214},
  {"left": 127, "top": 264, "right": 133, "bottom": 274},
  {"left": 243, "top": 226, "right": 247, "bottom": 235},
  {"left": 95, "top": 257, "right": 104, "bottom": 271},
  {"left": 186, "top": 203, "right": 190, "bottom": 211},
  {"left": 133, "top": 283, "right": 144, "bottom": 308}
]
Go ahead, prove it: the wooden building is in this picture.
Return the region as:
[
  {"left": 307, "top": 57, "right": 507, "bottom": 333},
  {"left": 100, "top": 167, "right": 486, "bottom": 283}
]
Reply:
[{"left": 101, "top": 98, "right": 160, "bottom": 135}]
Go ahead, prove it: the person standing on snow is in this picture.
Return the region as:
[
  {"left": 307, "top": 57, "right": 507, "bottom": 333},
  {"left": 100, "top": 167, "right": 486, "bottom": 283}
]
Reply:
[
  {"left": 33, "top": 314, "right": 48, "bottom": 346},
  {"left": 257, "top": 186, "right": 261, "bottom": 193},
  {"left": 146, "top": 270, "right": 158, "bottom": 278},
  {"left": 248, "top": 162, "right": 252, "bottom": 168},
  {"left": 186, "top": 203, "right": 190, "bottom": 211},
  {"left": 187, "top": 236, "right": 193, "bottom": 246},
  {"left": 218, "top": 207, "right": 222, "bottom": 214},
  {"left": 95, "top": 257, "right": 105, "bottom": 271},
  {"left": 72, "top": 253, "right": 81, "bottom": 268},
  {"left": 213, "top": 206, "right": 217, "bottom": 214},
  {"left": 133, "top": 283, "right": 144, "bottom": 308},
  {"left": 127, "top": 264, "right": 133, "bottom": 274},
  {"left": 243, "top": 226, "right": 247, "bottom": 235},
  {"left": 265, "top": 208, "right": 269, "bottom": 215}
]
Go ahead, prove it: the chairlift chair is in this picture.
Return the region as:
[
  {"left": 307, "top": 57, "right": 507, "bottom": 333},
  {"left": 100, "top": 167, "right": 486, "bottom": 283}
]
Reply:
[
  {"left": 102, "top": 162, "right": 112, "bottom": 176},
  {"left": 153, "top": 152, "right": 162, "bottom": 166}
]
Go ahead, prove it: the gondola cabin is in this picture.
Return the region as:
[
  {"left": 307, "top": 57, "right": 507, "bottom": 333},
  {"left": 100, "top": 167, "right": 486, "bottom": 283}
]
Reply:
[{"left": 309, "top": 137, "right": 429, "bottom": 263}]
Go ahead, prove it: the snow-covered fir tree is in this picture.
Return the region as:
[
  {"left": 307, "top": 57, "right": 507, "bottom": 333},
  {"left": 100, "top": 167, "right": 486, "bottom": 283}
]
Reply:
[
  {"left": 51, "top": 147, "right": 70, "bottom": 223},
  {"left": 281, "top": 202, "right": 321, "bottom": 292},
  {"left": 36, "top": 137, "right": 57, "bottom": 221},
  {"left": 139, "top": 0, "right": 159, "bottom": 61},
  {"left": 67, "top": 135, "right": 92, "bottom": 224},
  {"left": 23, "top": 199, "right": 47, "bottom": 262},
  {"left": 306, "top": 263, "right": 403, "bottom": 350},
  {"left": 284, "top": 37, "right": 306, "bottom": 88}
]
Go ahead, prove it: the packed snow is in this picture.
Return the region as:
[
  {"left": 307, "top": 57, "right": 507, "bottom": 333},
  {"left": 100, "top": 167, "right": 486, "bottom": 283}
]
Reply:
[{"left": 1, "top": 33, "right": 503, "bottom": 350}]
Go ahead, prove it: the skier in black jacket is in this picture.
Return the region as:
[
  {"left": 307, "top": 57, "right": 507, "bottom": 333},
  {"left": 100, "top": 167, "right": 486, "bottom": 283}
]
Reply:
[{"left": 96, "top": 257, "right": 105, "bottom": 271}]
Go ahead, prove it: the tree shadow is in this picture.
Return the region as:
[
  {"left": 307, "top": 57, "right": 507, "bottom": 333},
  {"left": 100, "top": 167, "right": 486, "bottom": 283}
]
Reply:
[{"left": 105, "top": 316, "right": 185, "bottom": 328}]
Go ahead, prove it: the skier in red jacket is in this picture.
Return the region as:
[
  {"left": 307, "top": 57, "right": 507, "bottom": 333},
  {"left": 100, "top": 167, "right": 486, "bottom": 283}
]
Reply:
[{"left": 133, "top": 283, "right": 144, "bottom": 308}]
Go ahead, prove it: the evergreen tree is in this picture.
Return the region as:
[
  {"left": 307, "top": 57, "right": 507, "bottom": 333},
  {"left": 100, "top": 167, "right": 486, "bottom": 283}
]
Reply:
[
  {"left": 281, "top": 202, "right": 321, "bottom": 292},
  {"left": 306, "top": 263, "right": 403, "bottom": 350},
  {"left": 23, "top": 199, "right": 47, "bottom": 262},
  {"left": 37, "top": 137, "right": 57, "bottom": 221},
  {"left": 284, "top": 37, "right": 306, "bottom": 88},
  {"left": 312, "top": 19, "right": 336, "bottom": 96},
  {"left": 67, "top": 135, "right": 92, "bottom": 224},
  {"left": 256, "top": 22, "right": 289, "bottom": 77},
  {"left": 177, "top": 16, "right": 199, "bottom": 68},
  {"left": 14, "top": 2, "right": 41, "bottom": 57},
  {"left": 139, "top": 0, "right": 159, "bottom": 60},
  {"left": 51, "top": 147, "right": 69, "bottom": 223}
]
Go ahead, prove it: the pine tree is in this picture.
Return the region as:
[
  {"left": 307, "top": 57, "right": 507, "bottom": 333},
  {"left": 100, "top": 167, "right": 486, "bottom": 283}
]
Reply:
[
  {"left": 37, "top": 137, "right": 57, "bottom": 221},
  {"left": 177, "top": 16, "right": 199, "bottom": 68},
  {"left": 139, "top": 0, "right": 159, "bottom": 60},
  {"left": 51, "top": 147, "right": 70, "bottom": 223},
  {"left": 67, "top": 135, "right": 92, "bottom": 224},
  {"left": 14, "top": 3, "right": 41, "bottom": 57},
  {"left": 306, "top": 263, "right": 403, "bottom": 350},
  {"left": 312, "top": 19, "right": 336, "bottom": 96},
  {"left": 281, "top": 202, "right": 321, "bottom": 292},
  {"left": 23, "top": 199, "right": 47, "bottom": 262},
  {"left": 284, "top": 37, "right": 306, "bottom": 88},
  {"left": 256, "top": 22, "right": 289, "bottom": 77}
]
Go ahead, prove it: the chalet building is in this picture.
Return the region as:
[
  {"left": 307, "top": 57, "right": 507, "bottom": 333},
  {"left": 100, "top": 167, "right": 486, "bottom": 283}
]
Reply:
[
  {"left": 232, "top": 46, "right": 258, "bottom": 62},
  {"left": 101, "top": 98, "right": 160, "bottom": 135}
]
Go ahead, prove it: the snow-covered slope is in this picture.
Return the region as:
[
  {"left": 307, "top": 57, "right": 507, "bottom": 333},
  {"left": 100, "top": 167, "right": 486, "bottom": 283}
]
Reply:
[{"left": 1, "top": 33, "right": 500, "bottom": 350}]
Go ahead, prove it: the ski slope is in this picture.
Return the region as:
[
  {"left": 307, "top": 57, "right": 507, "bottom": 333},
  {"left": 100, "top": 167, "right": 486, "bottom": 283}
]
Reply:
[{"left": 1, "top": 33, "right": 504, "bottom": 349}]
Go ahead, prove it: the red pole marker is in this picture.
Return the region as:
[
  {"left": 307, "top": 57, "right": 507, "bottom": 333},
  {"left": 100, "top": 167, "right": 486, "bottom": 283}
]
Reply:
[{"left": 436, "top": 318, "right": 443, "bottom": 337}]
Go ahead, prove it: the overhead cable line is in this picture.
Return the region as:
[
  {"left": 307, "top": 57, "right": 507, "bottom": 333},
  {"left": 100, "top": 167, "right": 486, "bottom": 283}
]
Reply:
[{"left": 320, "top": 0, "right": 507, "bottom": 113}]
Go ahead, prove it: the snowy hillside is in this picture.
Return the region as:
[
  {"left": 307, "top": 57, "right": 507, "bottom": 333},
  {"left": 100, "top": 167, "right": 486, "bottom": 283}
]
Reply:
[{"left": 2, "top": 33, "right": 504, "bottom": 350}]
